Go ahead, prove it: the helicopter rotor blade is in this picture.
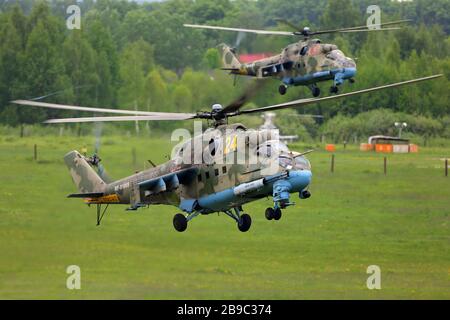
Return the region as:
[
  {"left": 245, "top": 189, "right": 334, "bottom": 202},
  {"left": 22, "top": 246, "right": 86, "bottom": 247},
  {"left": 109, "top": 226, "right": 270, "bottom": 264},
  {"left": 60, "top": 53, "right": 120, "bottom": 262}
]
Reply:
[
  {"left": 326, "top": 27, "right": 401, "bottom": 34},
  {"left": 11, "top": 100, "right": 193, "bottom": 117},
  {"left": 312, "top": 19, "right": 411, "bottom": 35},
  {"left": 184, "top": 24, "right": 294, "bottom": 36},
  {"left": 288, "top": 114, "right": 324, "bottom": 118},
  {"left": 238, "top": 74, "right": 443, "bottom": 115},
  {"left": 41, "top": 75, "right": 441, "bottom": 123},
  {"left": 185, "top": 19, "right": 410, "bottom": 38},
  {"left": 220, "top": 80, "right": 266, "bottom": 114},
  {"left": 28, "top": 85, "right": 92, "bottom": 101},
  {"left": 43, "top": 114, "right": 197, "bottom": 124}
]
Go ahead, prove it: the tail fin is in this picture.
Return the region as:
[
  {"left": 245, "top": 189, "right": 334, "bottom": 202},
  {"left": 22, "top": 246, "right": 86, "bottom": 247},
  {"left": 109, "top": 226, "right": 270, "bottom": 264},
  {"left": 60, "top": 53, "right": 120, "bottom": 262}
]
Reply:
[
  {"left": 218, "top": 43, "right": 242, "bottom": 70},
  {"left": 64, "top": 151, "right": 107, "bottom": 194}
]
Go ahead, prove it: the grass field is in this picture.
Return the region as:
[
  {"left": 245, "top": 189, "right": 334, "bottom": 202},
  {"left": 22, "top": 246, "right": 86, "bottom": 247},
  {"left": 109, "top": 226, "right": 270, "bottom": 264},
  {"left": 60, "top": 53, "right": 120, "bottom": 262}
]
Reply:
[{"left": 0, "top": 134, "right": 449, "bottom": 299}]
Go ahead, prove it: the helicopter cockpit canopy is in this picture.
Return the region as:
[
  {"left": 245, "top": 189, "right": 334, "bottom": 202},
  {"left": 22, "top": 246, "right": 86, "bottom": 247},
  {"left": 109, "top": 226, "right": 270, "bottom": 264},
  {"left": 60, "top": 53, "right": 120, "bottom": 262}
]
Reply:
[
  {"left": 279, "top": 154, "right": 311, "bottom": 171},
  {"left": 326, "top": 49, "right": 356, "bottom": 68},
  {"left": 256, "top": 140, "right": 311, "bottom": 171}
]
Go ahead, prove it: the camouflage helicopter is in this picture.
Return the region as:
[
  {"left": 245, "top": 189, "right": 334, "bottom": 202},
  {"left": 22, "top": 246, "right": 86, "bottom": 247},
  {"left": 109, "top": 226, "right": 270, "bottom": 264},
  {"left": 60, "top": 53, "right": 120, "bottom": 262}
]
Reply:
[
  {"left": 12, "top": 74, "right": 441, "bottom": 232},
  {"left": 184, "top": 19, "right": 409, "bottom": 96}
]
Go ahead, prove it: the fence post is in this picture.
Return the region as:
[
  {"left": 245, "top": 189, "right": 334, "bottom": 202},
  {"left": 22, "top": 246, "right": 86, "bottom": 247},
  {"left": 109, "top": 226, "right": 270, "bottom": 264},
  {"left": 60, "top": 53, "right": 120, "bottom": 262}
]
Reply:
[
  {"left": 331, "top": 154, "right": 335, "bottom": 173},
  {"left": 34, "top": 144, "right": 37, "bottom": 161},
  {"left": 445, "top": 159, "right": 448, "bottom": 177},
  {"left": 384, "top": 156, "right": 387, "bottom": 175}
]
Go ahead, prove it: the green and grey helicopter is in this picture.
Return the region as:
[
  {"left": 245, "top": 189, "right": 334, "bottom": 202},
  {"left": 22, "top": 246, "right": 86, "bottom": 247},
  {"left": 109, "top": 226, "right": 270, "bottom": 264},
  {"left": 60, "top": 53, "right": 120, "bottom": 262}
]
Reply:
[
  {"left": 185, "top": 19, "right": 409, "bottom": 96},
  {"left": 12, "top": 74, "right": 441, "bottom": 232}
]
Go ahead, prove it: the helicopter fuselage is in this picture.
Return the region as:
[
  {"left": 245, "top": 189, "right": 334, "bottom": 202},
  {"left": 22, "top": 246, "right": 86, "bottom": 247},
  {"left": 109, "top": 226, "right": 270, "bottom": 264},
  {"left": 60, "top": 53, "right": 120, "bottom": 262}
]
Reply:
[
  {"left": 65, "top": 124, "right": 312, "bottom": 231},
  {"left": 224, "top": 39, "right": 356, "bottom": 96}
]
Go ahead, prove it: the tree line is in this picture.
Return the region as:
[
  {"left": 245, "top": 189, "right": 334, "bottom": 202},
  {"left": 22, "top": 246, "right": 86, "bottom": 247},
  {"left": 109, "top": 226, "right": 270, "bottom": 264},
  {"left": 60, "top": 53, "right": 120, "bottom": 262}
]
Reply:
[{"left": 0, "top": 0, "right": 448, "bottom": 140}]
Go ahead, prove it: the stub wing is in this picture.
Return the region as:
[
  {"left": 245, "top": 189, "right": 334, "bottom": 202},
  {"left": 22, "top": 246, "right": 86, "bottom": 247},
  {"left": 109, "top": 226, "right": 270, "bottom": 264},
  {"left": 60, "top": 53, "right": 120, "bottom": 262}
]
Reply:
[
  {"left": 68, "top": 192, "right": 104, "bottom": 198},
  {"left": 138, "top": 167, "right": 198, "bottom": 197}
]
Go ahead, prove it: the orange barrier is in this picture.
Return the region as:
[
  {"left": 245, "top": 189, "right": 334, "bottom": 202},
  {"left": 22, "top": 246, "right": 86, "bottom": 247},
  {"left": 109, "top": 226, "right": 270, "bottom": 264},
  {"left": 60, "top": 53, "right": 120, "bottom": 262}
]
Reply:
[
  {"left": 325, "top": 144, "right": 336, "bottom": 152},
  {"left": 375, "top": 144, "right": 393, "bottom": 153},
  {"left": 360, "top": 143, "right": 373, "bottom": 151},
  {"left": 409, "top": 144, "right": 419, "bottom": 153}
]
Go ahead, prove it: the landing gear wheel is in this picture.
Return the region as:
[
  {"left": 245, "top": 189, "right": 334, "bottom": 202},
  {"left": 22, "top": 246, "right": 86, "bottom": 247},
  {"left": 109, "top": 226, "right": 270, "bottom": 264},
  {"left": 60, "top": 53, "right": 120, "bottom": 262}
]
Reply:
[
  {"left": 330, "top": 86, "right": 339, "bottom": 94},
  {"left": 173, "top": 213, "right": 187, "bottom": 232},
  {"left": 312, "top": 87, "right": 321, "bottom": 97},
  {"left": 273, "top": 208, "right": 282, "bottom": 221},
  {"left": 278, "top": 85, "right": 287, "bottom": 95},
  {"left": 238, "top": 214, "right": 252, "bottom": 232},
  {"left": 265, "top": 208, "right": 274, "bottom": 220}
]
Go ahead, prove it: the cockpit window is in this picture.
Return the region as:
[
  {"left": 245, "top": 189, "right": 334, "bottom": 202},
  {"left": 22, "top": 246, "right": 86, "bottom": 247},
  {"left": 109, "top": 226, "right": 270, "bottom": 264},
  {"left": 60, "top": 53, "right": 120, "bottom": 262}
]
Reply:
[
  {"left": 300, "top": 46, "right": 308, "bottom": 56},
  {"left": 208, "top": 138, "right": 217, "bottom": 156},
  {"left": 279, "top": 156, "right": 293, "bottom": 169},
  {"left": 295, "top": 156, "right": 311, "bottom": 170},
  {"left": 327, "top": 49, "right": 345, "bottom": 61},
  {"left": 278, "top": 155, "right": 311, "bottom": 170}
]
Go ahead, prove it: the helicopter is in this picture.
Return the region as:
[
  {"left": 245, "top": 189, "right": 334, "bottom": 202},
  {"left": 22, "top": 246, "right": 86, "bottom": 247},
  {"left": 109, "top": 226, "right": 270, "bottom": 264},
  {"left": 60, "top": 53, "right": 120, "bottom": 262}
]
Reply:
[
  {"left": 12, "top": 74, "right": 441, "bottom": 232},
  {"left": 184, "top": 19, "right": 409, "bottom": 96}
]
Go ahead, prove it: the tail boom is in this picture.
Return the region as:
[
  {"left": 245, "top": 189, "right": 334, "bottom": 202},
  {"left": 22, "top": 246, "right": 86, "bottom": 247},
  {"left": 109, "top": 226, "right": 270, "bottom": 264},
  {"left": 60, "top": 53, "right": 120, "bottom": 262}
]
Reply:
[{"left": 64, "top": 151, "right": 107, "bottom": 194}]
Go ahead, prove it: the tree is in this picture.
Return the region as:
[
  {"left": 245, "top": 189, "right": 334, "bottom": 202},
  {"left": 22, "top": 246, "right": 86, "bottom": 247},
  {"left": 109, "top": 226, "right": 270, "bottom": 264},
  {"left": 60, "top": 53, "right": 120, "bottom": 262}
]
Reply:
[
  {"left": 62, "top": 30, "right": 99, "bottom": 106},
  {"left": 118, "top": 39, "right": 154, "bottom": 134},
  {"left": 143, "top": 69, "right": 168, "bottom": 132},
  {"left": 0, "top": 7, "right": 24, "bottom": 107},
  {"left": 85, "top": 19, "right": 118, "bottom": 106},
  {"left": 321, "top": 0, "right": 361, "bottom": 29},
  {"left": 1, "top": 3, "right": 68, "bottom": 135},
  {"left": 202, "top": 48, "right": 221, "bottom": 69},
  {"left": 173, "top": 85, "right": 192, "bottom": 113},
  {"left": 23, "top": 20, "right": 66, "bottom": 119},
  {"left": 0, "top": 5, "right": 27, "bottom": 124},
  {"left": 144, "top": 69, "right": 168, "bottom": 111}
]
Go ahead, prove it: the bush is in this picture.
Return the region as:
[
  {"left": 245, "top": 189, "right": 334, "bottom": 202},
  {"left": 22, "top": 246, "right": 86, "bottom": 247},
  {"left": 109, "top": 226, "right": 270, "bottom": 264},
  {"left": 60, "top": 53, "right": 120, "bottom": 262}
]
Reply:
[{"left": 321, "top": 109, "right": 445, "bottom": 143}]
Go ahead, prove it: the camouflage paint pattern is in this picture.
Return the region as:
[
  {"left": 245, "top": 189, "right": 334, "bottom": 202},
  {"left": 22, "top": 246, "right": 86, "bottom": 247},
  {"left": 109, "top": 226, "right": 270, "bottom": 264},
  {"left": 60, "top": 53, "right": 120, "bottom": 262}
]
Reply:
[
  {"left": 220, "top": 39, "right": 356, "bottom": 84},
  {"left": 65, "top": 124, "right": 311, "bottom": 213},
  {"left": 64, "top": 151, "right": 107, "bottom": 194}
]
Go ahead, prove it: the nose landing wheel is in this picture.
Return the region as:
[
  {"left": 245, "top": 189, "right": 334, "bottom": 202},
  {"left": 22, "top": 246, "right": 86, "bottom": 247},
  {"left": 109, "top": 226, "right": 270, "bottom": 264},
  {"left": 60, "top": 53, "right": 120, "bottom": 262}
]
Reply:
[
  {"left": 265, "top": 208, "right": 274, "bottom": 220},
  {"left": 223, "top": 207, "right": 252, "bottom": 232},
  {"left": 308, "top": 84, "right": 321, "bottom": 97},
  {"left": 330, "top": 86, "right": 339, "bottom": 94},
  {"left": 278, "top": 84, "right": 287, "bottom": 95},
  {"left": 238, "top": 214, "right": 252, "bottom": 232},
  {"left": 173, "top": 213, "right": 188, "bottom": 232},
  {"left": 312, "top": 87, "right": 321, "bottom": 97},
  {"left": 265, "top": 207, "right": 282, "bottom": 221}
]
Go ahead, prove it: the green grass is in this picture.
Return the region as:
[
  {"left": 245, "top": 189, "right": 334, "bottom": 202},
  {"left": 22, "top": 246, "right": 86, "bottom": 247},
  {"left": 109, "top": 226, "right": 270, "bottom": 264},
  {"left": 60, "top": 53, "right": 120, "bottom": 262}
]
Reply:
[{"left": 0, "top": 135, "right": 449, "bottom": 299}]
